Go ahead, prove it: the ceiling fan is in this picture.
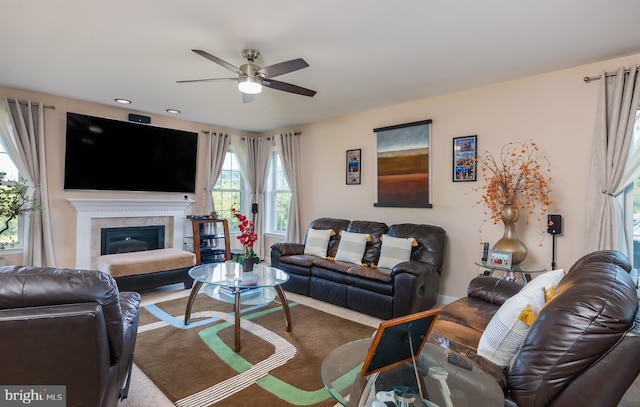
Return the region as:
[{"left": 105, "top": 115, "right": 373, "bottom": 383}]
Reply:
[{"left": 177, "top": 49, "right": 317, "bottom": 103}]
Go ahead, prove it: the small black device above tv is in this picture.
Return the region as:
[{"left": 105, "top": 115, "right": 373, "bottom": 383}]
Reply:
[{"left": 64, "top": 112, "right": 198, "bottom": 193}]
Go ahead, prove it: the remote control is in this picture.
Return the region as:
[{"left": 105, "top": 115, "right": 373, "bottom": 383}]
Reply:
[{"left": 482, "top": 242, "right": 489, "bottom": 261}]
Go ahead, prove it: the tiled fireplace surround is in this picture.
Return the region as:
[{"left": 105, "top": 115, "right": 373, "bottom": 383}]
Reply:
[{"left": 68, "top": 198, "right": 194, "bottom": 269}]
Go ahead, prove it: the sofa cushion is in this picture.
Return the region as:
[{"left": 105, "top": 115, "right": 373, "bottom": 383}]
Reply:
[
  {"left": 335, "top": 231, "right": 370, "bottom": 264},
  {"left": 346, "top": 220, "right": 388, "bottom": 265},
  {"left": 304, "top": 228, "right": 333, "bottom": 257},
  {"left": 346, "top": 265, "right": 393, "bottom": 283},
  {"left": 477, "top": 269, "right": 565, "bottom": 367},
  {"left": 388, "top": 223, "right": 446, "bottom": 271},
  {"left": 307, "top": 218, "right": 350, "bottom": 258},
  {"left": 377, "top": 234, "right": 414, "bottom": 269}
]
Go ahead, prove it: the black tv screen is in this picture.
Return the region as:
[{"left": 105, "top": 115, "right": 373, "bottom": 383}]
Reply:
[{"left": 64, "top": 112, "right": 198, "bottom": 193}]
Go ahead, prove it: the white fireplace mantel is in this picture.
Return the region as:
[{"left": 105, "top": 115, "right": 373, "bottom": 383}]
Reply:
[{"left": 68, "top": 198, "right": 195, "bottom": 269}]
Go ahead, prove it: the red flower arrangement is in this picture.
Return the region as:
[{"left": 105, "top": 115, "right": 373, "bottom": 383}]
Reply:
[{"left": 230, "top": 205, "right": 258, "bottom": 260}]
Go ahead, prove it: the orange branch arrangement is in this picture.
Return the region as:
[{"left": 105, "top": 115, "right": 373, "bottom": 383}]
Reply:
[
  {"left": 472, "top": 139, "right": 553, "bottom": 242},
  {"left": 230, "top": 204, "right": 258, "bottom": 261}
]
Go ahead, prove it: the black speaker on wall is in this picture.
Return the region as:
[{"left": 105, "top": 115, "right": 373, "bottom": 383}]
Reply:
[{"left": 547, "top": 214, "right": 562, "bottom": 235}]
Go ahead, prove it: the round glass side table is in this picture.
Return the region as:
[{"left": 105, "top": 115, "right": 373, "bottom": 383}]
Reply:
[{"left": 474, "top": 260, "right": 546, "bottom": 285}]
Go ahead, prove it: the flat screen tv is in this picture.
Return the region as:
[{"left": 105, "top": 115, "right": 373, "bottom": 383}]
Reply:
[{"left": 64, "top": 112, "right": 198, "bottom": 193}]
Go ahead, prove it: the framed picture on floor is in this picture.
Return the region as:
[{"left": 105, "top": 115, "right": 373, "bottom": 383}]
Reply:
[
  {"left": 453, "top": 135, "right": 477, "bottom": 182},
  {"left": 346, "top": 148, "right": 361, "bottom": 185}
]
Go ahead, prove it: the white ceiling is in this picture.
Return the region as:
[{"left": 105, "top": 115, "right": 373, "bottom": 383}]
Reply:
[{"left": 2, "top": 1, "right": 640, "bottom": 133}]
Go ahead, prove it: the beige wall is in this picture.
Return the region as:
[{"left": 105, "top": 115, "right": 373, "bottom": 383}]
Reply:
[
  {"left": 2, "top": 51, "right": 639, "bottom": 300},
  {"left": 272, "top": 52, "right": 640, "bottom": 300}
]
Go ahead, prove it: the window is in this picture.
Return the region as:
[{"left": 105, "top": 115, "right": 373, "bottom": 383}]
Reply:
[
  {"left": 266, "top": 150, "right": 291, "bottom": 233},
  {"left": 211, "top": 151, "right": 243, "bottom": 230},
  {"left": 0, "top": 140, "right": 24, "bottom": 250},
  {"left": 626, "top": 108, "right": 640, "bottom": 267}
]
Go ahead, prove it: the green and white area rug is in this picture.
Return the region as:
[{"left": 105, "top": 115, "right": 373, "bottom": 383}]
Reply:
[{"left": 134, "top": 293, "right": 376, "bottom": 407}]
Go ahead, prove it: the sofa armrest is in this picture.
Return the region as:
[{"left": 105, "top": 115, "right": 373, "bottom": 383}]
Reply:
[
  {"left": 467, "top": 276, "right": 522, "bottom": 306},
  {"left": 390, "top": 260, "right": 434, "bottom": 277},
  {"left": 119, "top": 291, "right": 141, "bottom": 339},
  {"left": 392, "top": 261, "right": 441, "bottom": 316},
  {"left": 271, "top": 242, "right": 305, "bottom": 256}
]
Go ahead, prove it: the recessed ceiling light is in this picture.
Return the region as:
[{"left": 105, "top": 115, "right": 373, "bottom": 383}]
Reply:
[
  {"left": 114, "top": 98, "right": 132, "bottom": 104},
  {"left": 166, "top": 109, "right": 181, "bottom": 114}
]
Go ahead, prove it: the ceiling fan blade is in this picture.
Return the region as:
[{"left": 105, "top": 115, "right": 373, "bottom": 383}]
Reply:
[
  {"left": 176, "top": 77, "right": 236, "bottom": 83},
  {"left": 242, "top": 93, "right": 254, "bottom": 104},
  {"left": 192, "top": 49, "right": 242, "bottom": 75},
  {"left": 263, "top": 79, "right": 317, "bottom": 97},
  {"left": 258, "top": 58, "right": 309, "bottom": 78}
]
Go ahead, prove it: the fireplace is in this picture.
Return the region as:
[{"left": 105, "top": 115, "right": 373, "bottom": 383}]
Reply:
[
  {"left": 101, "top": 225, "right": 165, "bottom": 255},
  {"left": 68, "top": 198, "right": 195, "bottom": 269}
]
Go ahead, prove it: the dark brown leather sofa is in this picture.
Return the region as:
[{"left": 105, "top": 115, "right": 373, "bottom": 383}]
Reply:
[
  {"left": 0, "top": 266, "right": 141, "bottom": 407},
  {"left": 271, "top": 218, "right": 447, "bottom": 319},
  {"left": 427, "top": 250, "right": 640, "bottom": 407}
]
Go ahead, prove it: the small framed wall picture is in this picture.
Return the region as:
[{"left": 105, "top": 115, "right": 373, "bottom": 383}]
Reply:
[
  {"left": 488, "top": 250, "right": 512, "bottom": 268},
  {"left": 346, "top": 148, "right": 361, "bottom": 185},
  {"left": 453, "top": 135, "right": 477, "bottom": 182}
]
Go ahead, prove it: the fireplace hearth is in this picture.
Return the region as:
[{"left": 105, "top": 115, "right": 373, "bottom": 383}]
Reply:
[{"left": 101, "top": 225, "right": 165, "bottom": 255}]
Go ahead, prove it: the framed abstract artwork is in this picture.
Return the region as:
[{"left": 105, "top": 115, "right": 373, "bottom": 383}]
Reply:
[
  {"left": 453, "top": 135, "right": 477, "bottom": 182},
  {"left": 346, "top": 149, "right": 361, "bottom": 185},
  {"left": 373, "top": 119, "right": 432, "bottom": 208}
]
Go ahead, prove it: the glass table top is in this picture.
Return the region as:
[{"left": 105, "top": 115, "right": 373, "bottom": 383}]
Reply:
[
  {"left": 474, "top": 260, "right": 546, "bottom": 273},
  {"left": 189, "top": 262, "right": 290, "bottom": 288},
  {"left": 321, "top": 338, "right": 504, "bottom": 407}
]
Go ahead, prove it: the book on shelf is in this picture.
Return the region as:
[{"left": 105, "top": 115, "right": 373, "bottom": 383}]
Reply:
[{"left": 218, "top": 285, "right": 261, "bottom": 298}]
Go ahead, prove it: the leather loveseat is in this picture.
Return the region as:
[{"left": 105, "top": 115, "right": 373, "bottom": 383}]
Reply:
[
  {"left": 271, "top": 217, "right": 447, "bottom": 319},
  {"left": 0, "top": 266, "right": 141, "bottom": 407},
  {"left": 427, "top": 250, "right": 640, "bottom": 407}
]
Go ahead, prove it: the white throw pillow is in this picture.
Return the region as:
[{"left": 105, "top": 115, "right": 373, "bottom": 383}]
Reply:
[
  {"left": 477, "top": 269, "right": 565, "bottom": 366},
  {"left": 334, "top": 231, "right": 370, "bottom": 265},
  {"left": 377, "top": 235, "right": 414, "bottom": 269},
  {"left": 303, "top": 228, "right": 333, "bottom": 258}
]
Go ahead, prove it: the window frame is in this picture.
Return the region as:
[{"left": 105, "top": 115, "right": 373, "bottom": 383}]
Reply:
[
  {"left": 211, "top": 149, "right": 244, "bottom": 232},
  {"left": 624, "top": 108, "right": 640, "bottom": 268},
  {"left": 265, "top": 149, "right": 291, "bottom": 234},
  {"left": 0, "top": 139, "right": 26, "bottom": 253}
]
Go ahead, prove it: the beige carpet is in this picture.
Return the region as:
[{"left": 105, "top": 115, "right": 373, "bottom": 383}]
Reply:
[{"left": 121, "top": 284, "right": 640, "bottom": 407}]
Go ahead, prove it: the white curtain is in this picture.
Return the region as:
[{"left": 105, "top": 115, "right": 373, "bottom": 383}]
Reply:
[
  {"left": 204, "top": 131, "right": 231, "bottom": 215},
  {"left": 230, "top": 135, "right": 273, "bottom": 257},
  {"left": 584, "top": 65, "right": 640, "bottom": 255},
  {"left": 0, "top": 98, "right": 55, "bottom": 266},
  {"left": 275, "top": 132, "right": 301, "bottom": 242}
]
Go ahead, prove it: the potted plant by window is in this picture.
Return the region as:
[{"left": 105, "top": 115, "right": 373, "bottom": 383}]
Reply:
[
  {"left": 230, "top": 205, "right": 259, "bottom": 272},
  {"left": 0, "top": 172, "right": 40, "bottom": 263}
]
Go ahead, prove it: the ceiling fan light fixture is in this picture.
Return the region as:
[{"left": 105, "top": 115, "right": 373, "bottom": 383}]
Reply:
[{"left": 238, "top": 76, "right": 262, "bottom": 94}]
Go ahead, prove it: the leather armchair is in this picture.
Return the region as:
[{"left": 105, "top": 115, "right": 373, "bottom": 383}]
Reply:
[
  {"left": 0, "top": 266, "right": 141, "bottom": 407},
  {"left": 428, "top": 250, "right": 640, "bottom": 407}
]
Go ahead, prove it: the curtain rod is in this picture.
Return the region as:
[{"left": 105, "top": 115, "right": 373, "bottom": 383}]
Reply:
[
  {"left": 583, "top": 66, "right": 639, "bottom": 83},
  {"left": 13, "top": 100, "right": 55, "bottom": 109}
]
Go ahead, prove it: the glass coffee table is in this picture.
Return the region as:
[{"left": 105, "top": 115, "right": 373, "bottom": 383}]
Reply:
[
  {"left": 184, "top": 262, "right": 291, "bottom": 352},
  {"left": 322, "top": 338, "right": 504, "bottom": 407}
]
